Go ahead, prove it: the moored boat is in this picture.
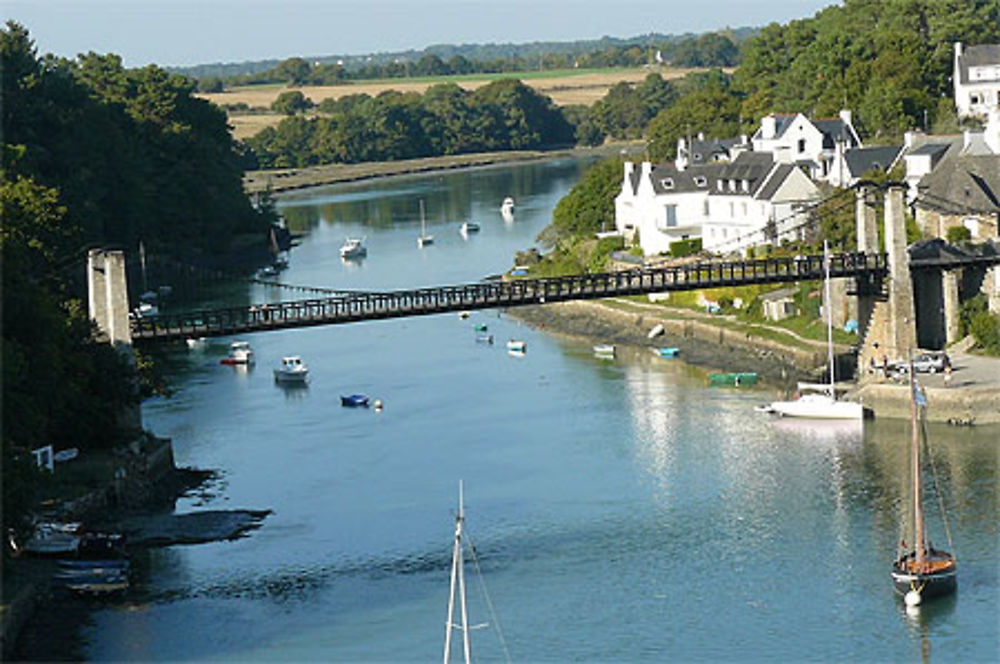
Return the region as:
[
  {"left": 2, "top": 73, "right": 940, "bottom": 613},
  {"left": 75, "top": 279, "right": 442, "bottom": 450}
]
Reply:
[
  {"left": 460, "top": 221, "right": 480, "bottom": 235},
  {"left": 890, "top": 363, "right": 957, "bottom": 606},
  {"left": 221, "top": 341, "right": 254, "bottom": 365},
  {"left": 658, "top": 347, "right": 680, "bottom": 358},
  {"left": 506, "top": 339, "right": 526, "bottom": 352},
  {"left": 500, "top": 196, "right": 515, "bottom": 220},
  {"left": 593, "top": 344, "right": 616, "bottom": 357},
  {"left": 340, "top": 237, "right": 367, "bottom": 259},
  {"left": 764, "top": 242, "right": 862, "bottom": 420},
  {"left": 709, "top": 372, "right": 757, "bottom": 387},
  {"left": 273, "top": 356, "right": 308, "bottom": 383},
  {"left": 340, "top": 394, "right": 370, "bottom": 407}
]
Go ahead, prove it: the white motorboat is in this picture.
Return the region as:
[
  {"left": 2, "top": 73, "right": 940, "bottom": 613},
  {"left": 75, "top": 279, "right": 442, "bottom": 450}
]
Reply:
[
  {"left": 459, "top": 221, "right": 480, "bottom": 235},
  {"left": 221, "top": 341, "right": 254, "bottom": 365},
  {"left": 417, "top": 199, "right": 434, "bottom": 247},
  {"left": 340, "top": 237, "right": 367, "bottom": 259},
  {"left": 593, "top": 344, "right": 616, "bottom": 357},
  {"left": 500, "top": 196, "right": 515, "bottom": 220},
  {"left": 274, "top": 355, "right": 309, "bottom": 383},
  {"left": 766, "top": 242, "right": 863, "bottom": 420},
  {"left": 506, "top": 339, "right": 527, "bottom": 352}
]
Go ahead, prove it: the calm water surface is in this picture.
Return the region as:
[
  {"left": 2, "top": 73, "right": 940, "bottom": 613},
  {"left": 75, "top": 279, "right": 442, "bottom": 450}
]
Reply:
[{"left": 85, "top": 159, "right": 998, "bottom": 662}]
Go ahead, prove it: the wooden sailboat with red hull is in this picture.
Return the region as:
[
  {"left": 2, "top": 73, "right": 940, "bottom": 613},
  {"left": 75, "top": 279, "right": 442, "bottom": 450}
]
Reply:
[{"left": 890, "top": 361, "right": 957, "bottom": 605}]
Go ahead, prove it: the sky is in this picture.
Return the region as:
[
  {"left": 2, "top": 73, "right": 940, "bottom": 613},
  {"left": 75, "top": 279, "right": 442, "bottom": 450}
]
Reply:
[{"left": 4, "top": 0, "right": 836, "bottom": 68}]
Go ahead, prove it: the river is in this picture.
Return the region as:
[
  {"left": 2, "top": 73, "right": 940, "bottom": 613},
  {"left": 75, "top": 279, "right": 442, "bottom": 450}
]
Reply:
[{"left": 60, "top": 158, "right": 1000, "bottom": 660}]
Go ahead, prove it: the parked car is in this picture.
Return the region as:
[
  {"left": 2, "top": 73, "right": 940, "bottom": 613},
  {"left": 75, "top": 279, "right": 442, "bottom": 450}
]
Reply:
[{"left": 913, "top": 352, "right": 948, "bottom": 374}]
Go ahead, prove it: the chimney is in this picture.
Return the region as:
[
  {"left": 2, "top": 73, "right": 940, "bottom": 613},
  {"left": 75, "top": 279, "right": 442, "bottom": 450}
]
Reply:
[
  {"left": 697, "top": 131, "right": 705, "bottom": 141},
  {"left": 623, "top": 161, "right": 635, "bottom": 183},
  {"left": 740, "top": 134, "right": 748, "bottom": 145},
  {"left": 762, "top": 115, "right": 777, "bottom": 139},
  {"left": 640, "top": 161, "right": 653, "bottom": 180},
  {"left": 839, "top": 109, "right": 852, "bottom": 127},
  {"left": 904, "top": 131, "right": 915, "bottom": 149}
]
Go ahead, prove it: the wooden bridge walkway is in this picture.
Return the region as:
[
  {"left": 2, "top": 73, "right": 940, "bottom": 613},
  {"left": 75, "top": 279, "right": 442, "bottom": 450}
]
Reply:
[{"left": 131, "top": 252, "right": 889, "bottom": 342}]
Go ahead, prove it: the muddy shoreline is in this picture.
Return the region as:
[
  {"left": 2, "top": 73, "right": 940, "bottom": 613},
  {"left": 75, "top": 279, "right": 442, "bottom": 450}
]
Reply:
[{"left": 509, "top": 301, "right": 823, "bottom": 389}]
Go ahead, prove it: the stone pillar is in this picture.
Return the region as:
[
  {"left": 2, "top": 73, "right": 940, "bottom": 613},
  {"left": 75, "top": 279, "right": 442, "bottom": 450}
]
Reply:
[
  {"left": 942, "top": 269, "right": 961, "bottom": 346},
  {"left": 88, "top": 248, "right": 133, "bottom": 348},
  {"left": 88, "top": 248, "right": 142, "bottom": 430},
  {"left": 829, "top": 277, "right": 849, "bottom": 330},
  {"left": 884, "top": 186, "right": 918, "bottom": 358},
  {"left": 856, "top": 186, "right": 879, "bottom": 254}
]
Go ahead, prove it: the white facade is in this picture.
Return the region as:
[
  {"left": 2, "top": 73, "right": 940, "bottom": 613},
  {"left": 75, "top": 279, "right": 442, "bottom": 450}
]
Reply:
[
  {"left": 615, "top": 159, "right": 821, "bottom": 256},
  {"left": 954, "top": 42, "right": 1000, "bottom": 119},
  {"left": 751, "top": 110, "right": 860, "bottom": 180}
]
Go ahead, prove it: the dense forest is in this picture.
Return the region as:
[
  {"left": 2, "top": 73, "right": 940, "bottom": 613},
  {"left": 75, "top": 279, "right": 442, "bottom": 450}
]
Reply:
[{"left": 1, "top": 22, "right": 274, "bottom": 537}]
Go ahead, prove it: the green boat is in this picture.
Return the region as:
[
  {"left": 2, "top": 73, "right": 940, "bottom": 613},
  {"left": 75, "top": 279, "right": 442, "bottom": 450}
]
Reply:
[{"left": 708, "top": 372, "right": 758, "bottom": 387}]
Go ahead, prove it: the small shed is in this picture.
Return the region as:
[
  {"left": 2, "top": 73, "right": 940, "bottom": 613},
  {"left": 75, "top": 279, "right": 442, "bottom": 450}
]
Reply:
[{"left": 760, "top": 287, "right": 799, "bottom": 322}]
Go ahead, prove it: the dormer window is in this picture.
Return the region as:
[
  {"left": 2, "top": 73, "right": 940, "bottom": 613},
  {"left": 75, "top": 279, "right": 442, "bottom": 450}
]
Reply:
[
  {"left": 661, "top": 178, "right": 674, "bottom": 189},
  {"left": 693, "top": 152, "right": 703, "bottom": 161},
  {"left": 728, "top": 179, "right": 736, "bottom": 192},
  {"left": 694, "top": 176, "right": 707, "bottom": 187},
  {"left": 741, "top": 179, "right": 749, "bottom": 192},
  {"left": 717, "top": 181, "right": 723, "bottom": 192}
]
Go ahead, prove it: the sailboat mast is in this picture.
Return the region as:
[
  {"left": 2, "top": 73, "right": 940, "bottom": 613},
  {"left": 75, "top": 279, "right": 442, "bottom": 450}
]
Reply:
[
  {"left": 457, "top": 483, "right": 471, "bottom": 664},
  {"left": 443, "top": 481, "right": 471, "bottom": 664},
  {"left": 910, "top": 359, "right": 925, "bottom": 569},
  {"left": 824, "top": 241, "right": 835, "bottom": 394},
  {"left": 420, "top": 199, "right": 426, "bottom": 237}
]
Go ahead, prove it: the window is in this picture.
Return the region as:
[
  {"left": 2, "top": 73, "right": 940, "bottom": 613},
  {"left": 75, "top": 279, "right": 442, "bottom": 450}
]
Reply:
[
  {"left": 797, "top": 138, "right": 806, "bottom": 153},
  {"left": 703, "top": 199, "right": 710, "bottom": 216},
  {"left": 729, "top": 202, "right": 735, "bottom": 217},
  {"left": 728, "top": 179, "right": 736, "bottom": 192},
  {"left": 717, "top": 181, "right": 723, "bottom": 192},
  {"left": 741, "top": 179, "right": 749, "bottom": 192},
  {"left": 970, "top": 93, "right": 981, "bottom": 105},
  {"left": 661, "top": 178, "right": 674, "bottom": 189},
  {"left": 741, "top": 202, "right": 748, "bottom": 217},
  {"left": 694, "top": 176, "right": 707, "bottom": 187},
  {"left": 657, "top": 205, "right": 678, "bottom": 230}
]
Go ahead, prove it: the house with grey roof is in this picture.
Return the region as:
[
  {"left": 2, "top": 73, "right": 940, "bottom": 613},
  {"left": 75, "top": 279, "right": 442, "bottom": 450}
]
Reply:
[
  {"left": 614, "top": 152, "right": 821, "bottom": 256},
  {"left": 750, "top": 110, "right": 861, "bottom": 181},
  {"left": 827, "top": 144, "right": 903, "bottom": 187},
  {"left": 954, "top": 42, "right": 1000, "bottom": 119},
  {"left": 914, "top": 154, "right": 1000, "bottom": 242}
]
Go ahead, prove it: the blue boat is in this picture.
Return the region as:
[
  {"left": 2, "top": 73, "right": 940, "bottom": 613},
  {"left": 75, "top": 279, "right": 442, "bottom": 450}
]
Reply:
[
  {"left": 341, "top": 394, "right": 370, "bottom": 408},
  {"left": 659, "top": 347, "right": 680, "bottom": 358}
]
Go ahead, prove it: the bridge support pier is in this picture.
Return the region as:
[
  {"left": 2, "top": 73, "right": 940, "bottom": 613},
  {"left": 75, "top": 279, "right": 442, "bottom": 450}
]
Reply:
[
  {"left": 853, "top": 187, "right": 879, "bottom": 341},
  {"left": 942, "top": 268, "right": 962, "bottom": 346},
  {"left": 857, "top": 186, "right": 917, "bottom": 379},
  {"left": 88, "top": 248, "right": 142, "bottom": 431}
]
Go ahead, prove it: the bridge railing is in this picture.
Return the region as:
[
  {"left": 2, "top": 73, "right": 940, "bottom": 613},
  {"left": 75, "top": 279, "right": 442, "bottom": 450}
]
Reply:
[{"left": 131, "top": 251, "right": 888, "bottom": 341}]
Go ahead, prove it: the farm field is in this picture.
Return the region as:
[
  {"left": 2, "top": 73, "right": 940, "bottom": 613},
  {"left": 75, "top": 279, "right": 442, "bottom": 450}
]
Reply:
[{"left": 201, "top": 66, "right": 708, "bottom": 139}]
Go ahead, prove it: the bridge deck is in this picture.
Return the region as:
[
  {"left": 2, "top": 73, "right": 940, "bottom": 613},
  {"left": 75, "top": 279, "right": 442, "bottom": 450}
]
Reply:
[{"left": 132, "top": 252, "right": 888, "bottom": 342}]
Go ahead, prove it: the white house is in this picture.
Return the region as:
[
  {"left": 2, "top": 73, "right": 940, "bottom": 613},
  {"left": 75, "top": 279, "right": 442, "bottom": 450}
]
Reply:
[
  {"left": 827, "top": 144, "right": 903, "bottom": 188},
  {"left": 750, "top": 110, "right": 861, "bottom": 180},
  {"left": 615, "top": 152, "right": 821, "bottom": 256},
  {"left": 954, "top": 42, "right": 1000, "bottom": 119}
]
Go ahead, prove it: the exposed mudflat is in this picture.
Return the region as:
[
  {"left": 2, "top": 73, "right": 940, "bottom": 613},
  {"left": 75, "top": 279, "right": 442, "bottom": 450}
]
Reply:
[{"left": 110, "top": 509, "right": 272, "bottom": 546}]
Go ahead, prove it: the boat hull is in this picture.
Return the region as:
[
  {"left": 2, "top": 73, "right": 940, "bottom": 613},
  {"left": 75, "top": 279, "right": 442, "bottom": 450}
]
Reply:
[
  {"left": 891, "top": 551, "right": 957, "bottom": 600},
  {"left": 768, "top": 394, "right": 863, "bottom": 419}
]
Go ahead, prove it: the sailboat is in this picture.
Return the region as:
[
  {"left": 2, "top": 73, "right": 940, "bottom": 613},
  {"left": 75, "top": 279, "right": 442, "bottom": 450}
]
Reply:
[
  {"left": 418, "top": 199, "right": 434, "bottom": 248},
  {"left": 443, "top": 482, "right": 510, "bottom": 664},
  {"left": 890, "top": 364, "right": 957, "bottom": 606},
  {"left": 765, "top": 241, "right": 863, "bottom": 419}
]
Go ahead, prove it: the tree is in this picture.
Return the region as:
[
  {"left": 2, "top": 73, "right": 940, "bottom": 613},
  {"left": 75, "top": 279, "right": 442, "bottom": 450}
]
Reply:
[
  {"left": 646, "top": 80, "right": 741, "bottom": 162},
  {"left": 274, "top": 57, "right": 311, "bottom": 85},
  {"left": 271, "top": 90, "right": 313, "bottom": 115}
]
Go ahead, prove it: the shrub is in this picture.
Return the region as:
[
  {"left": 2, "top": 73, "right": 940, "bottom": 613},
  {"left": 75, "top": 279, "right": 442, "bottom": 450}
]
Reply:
[
  {"left": 670, "top": 237, "right": 702, "bottom": 257},
  {"left": 946, "top": 225, "right": 972, "bottom": 244}
]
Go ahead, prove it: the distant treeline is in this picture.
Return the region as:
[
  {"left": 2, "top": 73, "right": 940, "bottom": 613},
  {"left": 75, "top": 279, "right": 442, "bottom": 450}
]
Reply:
[{"left": 191, "top": 30, "right": 751, "bottom": 92}]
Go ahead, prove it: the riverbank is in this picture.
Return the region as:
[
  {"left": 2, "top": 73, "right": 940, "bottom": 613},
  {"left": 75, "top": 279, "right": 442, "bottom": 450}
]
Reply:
[
  {"left": 1, "top": 436, "right": 270, "bottom": 660},
  {"left": 510, "top": 299, "right": 827, "bottom": 388},
  {"left": 244, "top": 143, "right": 643, "bottom": 195},
  {"left": 511, "top": 299, "right": 1000, "bottom": 424}
]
